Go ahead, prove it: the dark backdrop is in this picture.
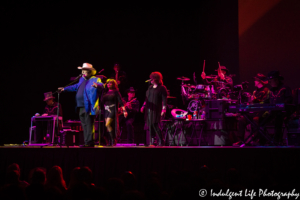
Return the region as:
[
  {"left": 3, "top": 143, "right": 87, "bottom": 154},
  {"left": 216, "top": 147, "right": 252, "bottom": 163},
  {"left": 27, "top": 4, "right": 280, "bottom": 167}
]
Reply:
[
  {"left": 239, "top": 0, "right": 300, "bottom": 92},
  {"left": 1, "top": 1, "right": 238, "bottom": 144}
]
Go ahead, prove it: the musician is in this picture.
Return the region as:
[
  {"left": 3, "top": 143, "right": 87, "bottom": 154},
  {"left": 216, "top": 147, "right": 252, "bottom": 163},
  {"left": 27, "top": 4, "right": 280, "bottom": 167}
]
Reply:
[
  {"left": 102, "top": 79, "right": 128, "bottom": 146},
  {"left": 58, "top": 63, "right": 104, "bottom": 147},
  {"left": 110, "top": 63, "right": 127, "bottom": 94},
  {"left": 35, "top": 92, "right": 63, "bottom": 143},
  {"left": 42, "top": 92, "right": 62, "bottom": 116},
  {"left": 141, "top": 72, "right": 167, "bottom": 146},
  {"left": 119, "top": 87, "right": 140, "bottom": 144},
  {"left": 261, "top": 70, "right": 293, "bottom": 145},
  {"left": 201, "top": 65, "right": 233, "bottom": 91},
  {"left": 233, "top": 73, "right": 269, "bottom": 146}
]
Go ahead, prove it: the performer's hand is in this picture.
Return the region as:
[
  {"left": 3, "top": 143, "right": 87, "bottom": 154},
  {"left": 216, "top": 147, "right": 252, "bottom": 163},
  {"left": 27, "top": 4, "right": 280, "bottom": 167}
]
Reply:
[
  {"left": 161, "top": 110, "right": 166, "bottom": 117},
  {"left": 126, "top": 103, "right": 132, "bottom": 110},
  {"left": 58, "top": 87, "right": 64, "bottom": 92},
  {"left": 92, "top": 82, "right": 98, "bottom": 88},
  {"left": 123, "top": 111, "right": 128, "bottom": 118},
  {"left": 201, "top": 72, "right": 206, "bottom": 79},
  {"left": 140, "top": 106, "right": 145, "bottom": 113},
  {"left": 219, "top": 73, "right": 225, "bottom": 80},
  {"left": 42, "top": 113, "right": 48, "bottom": 116}
]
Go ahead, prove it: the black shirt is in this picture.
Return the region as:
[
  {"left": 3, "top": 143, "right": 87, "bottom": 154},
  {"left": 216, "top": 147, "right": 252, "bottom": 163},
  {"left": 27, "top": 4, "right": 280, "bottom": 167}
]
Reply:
[
  {"left": 252, "top": 86, "right": 269, "bottom": 103},
  {"left": 76, "top": 79, "right": 87, "bottom": 107},
  {"left": 145, "top": 85, "right": 168, "bottom": 123},
  {"left": 264, "top": 83, "right": 293, "bottom": 104},
  {"left": 102, "top": 90, "right": 124, "bottom": 107},
  {"left": 44, "top": 102, "right": 62, "bottom": 116},
  {"left": 123, "top": 97, "right": 140, "bottom": 118}
]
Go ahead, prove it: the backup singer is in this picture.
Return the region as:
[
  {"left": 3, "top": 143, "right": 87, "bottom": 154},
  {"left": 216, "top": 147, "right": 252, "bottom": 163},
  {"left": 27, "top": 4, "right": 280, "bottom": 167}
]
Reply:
[
  {"left": 102, "top": 79, "right": 128, "bottom": 146},
  {"left": 141, "top": 72, "right": 167, "bottom": 146},
  {"left": 58, "top": 63, "right": 104, "bottom": 147},
  {"left": 233, "top": 73, "right": 269, "bottom": 146}
]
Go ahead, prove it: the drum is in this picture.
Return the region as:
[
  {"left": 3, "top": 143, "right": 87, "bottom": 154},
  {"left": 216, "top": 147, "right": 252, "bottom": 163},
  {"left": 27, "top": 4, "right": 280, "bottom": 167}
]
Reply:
[
  {"left": 218, "top": 88, "right": 229, "bottom": 99},
  {"left": 187, "top": 99, "right": 205, "bottom": 112},
  {"left": 194, "top": 84, "right": 207, "bottom": 93},
  {"left": 187, "top": 100, "right": 200, "bottom": 112}
]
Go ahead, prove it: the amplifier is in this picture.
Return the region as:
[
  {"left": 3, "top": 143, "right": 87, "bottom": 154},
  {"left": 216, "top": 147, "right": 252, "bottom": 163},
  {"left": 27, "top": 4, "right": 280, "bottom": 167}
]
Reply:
[
  {"left": 287, "top": 118, "right": 300, "bottom": 146},
  {"left": 59, "top": 130, "right": 79, "bottom": 146},
  {"left": 204, "top": 100, "right": 228, "bottom": 119}
]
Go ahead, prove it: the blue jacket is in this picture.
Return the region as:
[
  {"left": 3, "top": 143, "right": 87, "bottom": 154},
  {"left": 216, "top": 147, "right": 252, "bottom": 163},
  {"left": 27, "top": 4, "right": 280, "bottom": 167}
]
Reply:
[{"left": 64, "top": 76, "right": 104, "bottom": 115}]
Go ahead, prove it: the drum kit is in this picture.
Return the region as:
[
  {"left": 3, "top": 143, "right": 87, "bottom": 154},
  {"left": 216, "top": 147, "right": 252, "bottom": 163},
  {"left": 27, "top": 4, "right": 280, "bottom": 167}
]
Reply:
[{"left": 177, "top": 75, "right": 232, "bottom": 112}]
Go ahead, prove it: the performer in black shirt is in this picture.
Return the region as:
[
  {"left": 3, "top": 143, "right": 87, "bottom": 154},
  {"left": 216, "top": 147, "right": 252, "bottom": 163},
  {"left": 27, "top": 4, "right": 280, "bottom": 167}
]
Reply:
[
  {"left": 102, "top": 79, "right": 128, "bottom": 146},
  {"left": 141, "top": 72, "right": 167, "bottom": 146}
]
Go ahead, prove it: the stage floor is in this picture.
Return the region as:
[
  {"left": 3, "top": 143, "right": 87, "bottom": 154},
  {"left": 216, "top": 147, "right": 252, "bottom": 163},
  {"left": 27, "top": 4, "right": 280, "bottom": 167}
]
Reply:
[{"left": 1, "top": 144, "right": 300, "bottom": 148}]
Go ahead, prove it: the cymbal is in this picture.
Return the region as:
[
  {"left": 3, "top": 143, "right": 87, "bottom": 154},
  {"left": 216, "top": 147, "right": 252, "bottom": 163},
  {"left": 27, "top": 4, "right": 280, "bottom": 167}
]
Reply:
[
  {"left": 183, "top": 84, "right": 196, "bottom": 88},
  {"left": 206, "top": 75, "right": 217, "bottom": 79},
  {"left": 167, "top": 96, "right": 177, "bottom": 98},
  {"left": 177, "top": 76, "right": 190, "bottom": 81}
]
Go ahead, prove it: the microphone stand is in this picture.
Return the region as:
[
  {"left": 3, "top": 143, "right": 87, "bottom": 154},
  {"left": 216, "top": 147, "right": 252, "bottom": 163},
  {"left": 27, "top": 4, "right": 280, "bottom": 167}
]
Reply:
[{"left": 53, "top": 74, "right": 82, "bottom": 146}]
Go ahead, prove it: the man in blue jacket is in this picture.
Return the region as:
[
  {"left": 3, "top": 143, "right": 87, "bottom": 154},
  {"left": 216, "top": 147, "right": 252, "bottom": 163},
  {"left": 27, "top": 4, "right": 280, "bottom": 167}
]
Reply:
[{"left": 58, "top": 63, "right": 104, "bottom": 147}]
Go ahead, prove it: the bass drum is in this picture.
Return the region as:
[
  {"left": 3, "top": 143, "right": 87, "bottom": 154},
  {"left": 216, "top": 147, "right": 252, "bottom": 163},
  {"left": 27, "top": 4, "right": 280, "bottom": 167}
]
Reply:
[
  {"left": 187, "top": 99, "right": 205, "bottom": 112},
  {"left": 218, "top": 88, "right": 229, "bottom": 99}
]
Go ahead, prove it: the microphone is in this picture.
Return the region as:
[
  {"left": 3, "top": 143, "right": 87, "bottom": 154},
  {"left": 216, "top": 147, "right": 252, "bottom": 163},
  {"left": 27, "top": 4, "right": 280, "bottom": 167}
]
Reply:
[
  {"left": 98, "top": 69, "right": 104, "bottom": 74},
  {"left": 145, "top": 79, "right": 152, "bottom": 82},
  {"left": 76, "top": 74, "right": 83, "bottom": 79}
]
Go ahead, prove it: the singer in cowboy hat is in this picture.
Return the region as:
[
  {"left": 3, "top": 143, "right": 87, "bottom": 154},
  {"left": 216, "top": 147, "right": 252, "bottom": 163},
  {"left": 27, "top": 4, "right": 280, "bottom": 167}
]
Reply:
[{"left": 58, "top": 63, "right": 104, "bottom": 147}]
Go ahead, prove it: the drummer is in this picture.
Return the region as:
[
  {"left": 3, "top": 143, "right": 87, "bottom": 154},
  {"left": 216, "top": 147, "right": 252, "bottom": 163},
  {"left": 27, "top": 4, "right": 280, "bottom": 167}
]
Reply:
[{"left": 201, "top": 66, "right": 233, "bottom": 89}]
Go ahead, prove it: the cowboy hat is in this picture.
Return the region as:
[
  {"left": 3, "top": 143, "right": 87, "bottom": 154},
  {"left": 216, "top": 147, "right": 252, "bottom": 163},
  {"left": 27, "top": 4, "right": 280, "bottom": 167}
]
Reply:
[
  {"left": 44, "top": 92, "right": 55, "bottom": 101},
  {"left": 77, "top": 63, "right": 97, "bottom": 75},
  {"left": 267, "top": 70, "right": 284, "bottom": 80},
  {"left": 125, "top": 87, "right": 137, "bottom": 93}
]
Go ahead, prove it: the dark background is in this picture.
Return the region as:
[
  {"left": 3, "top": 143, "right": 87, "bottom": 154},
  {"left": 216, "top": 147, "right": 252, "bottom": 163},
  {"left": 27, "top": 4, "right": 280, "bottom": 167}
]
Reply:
[
  {"left": 239, "top": 0, "right": 300, "bottom": 92},
  {"left": 1, "top": 1, "right": 239, "bottom": 144}
]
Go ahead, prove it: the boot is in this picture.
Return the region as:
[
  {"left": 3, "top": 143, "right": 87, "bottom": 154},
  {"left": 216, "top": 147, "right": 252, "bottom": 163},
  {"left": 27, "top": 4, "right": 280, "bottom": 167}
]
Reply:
[
  {"left": 156, "top": 132, "right": 165, "bottom": 146},
  {"left": 108, "top": 132, "right": 115, "bottom": 146}
]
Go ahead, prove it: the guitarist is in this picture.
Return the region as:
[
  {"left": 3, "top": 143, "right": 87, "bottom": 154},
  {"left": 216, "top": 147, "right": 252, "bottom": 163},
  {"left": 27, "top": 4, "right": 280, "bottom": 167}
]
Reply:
[{"left": 119, "top": 87, "right": 140, "bottom": 144}]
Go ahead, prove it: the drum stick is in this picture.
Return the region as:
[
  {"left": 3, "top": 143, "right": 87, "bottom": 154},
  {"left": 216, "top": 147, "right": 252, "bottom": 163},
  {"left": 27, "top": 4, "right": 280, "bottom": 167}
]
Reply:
[
  {"left": 218, "top": 62, "right": 221, "bottom": 73},
  {"left": 202, "top": 60, "right": 205, "bottom": 72}
]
